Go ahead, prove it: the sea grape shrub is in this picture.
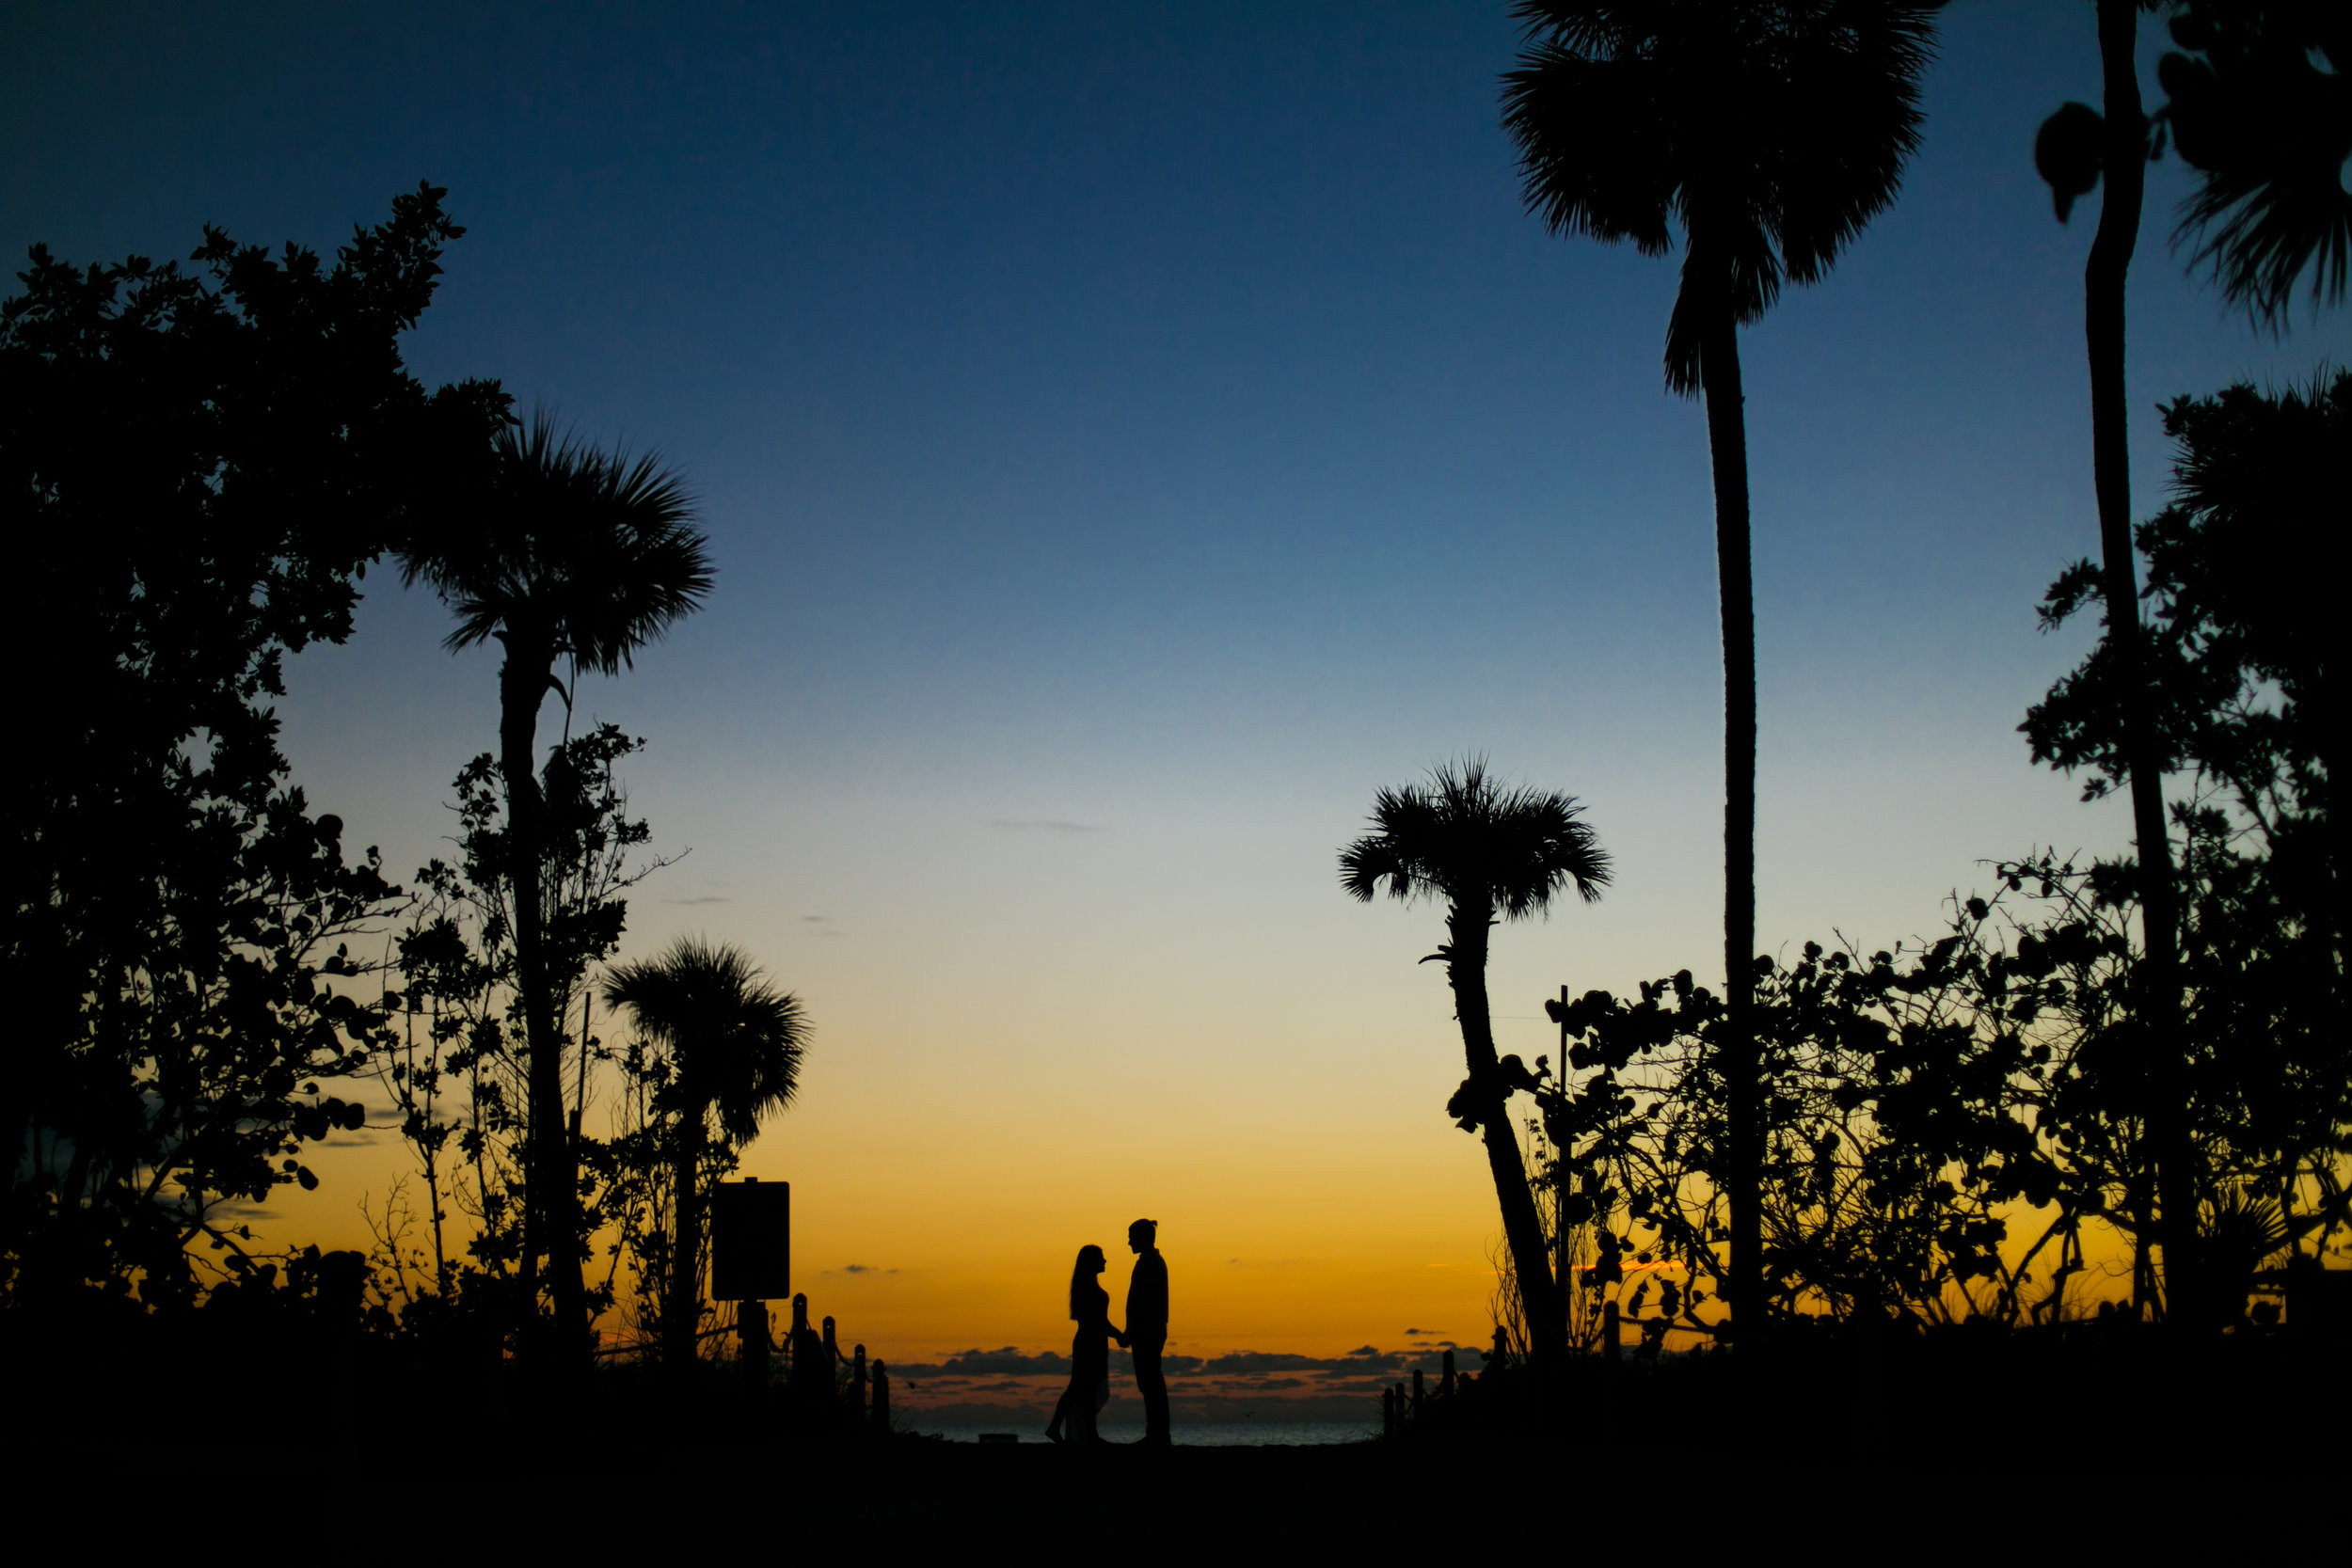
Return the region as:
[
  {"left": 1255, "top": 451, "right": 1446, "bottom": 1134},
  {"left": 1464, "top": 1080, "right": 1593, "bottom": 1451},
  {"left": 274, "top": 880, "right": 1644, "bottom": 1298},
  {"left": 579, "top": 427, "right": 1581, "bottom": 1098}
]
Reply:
[
  {"left": 2, "top": 186, "right": 504, "bottom": 1307},
  {"left": 1533, "top": 879, "right": 2166, "bottom": 1332},
  {"left": 375, "top": 724, "right": 664, "bottom": 1340},
  {"left": 2025, "top": 372, "right": 2346, "bottom": 1313}
]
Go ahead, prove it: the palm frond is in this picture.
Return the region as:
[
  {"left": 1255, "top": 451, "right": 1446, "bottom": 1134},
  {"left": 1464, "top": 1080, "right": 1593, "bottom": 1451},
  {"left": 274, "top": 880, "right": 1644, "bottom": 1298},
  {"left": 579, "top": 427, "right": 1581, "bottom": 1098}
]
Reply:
[
  {"left": 1504, "top": 1, "right": 1936, "bottom": 393},
  {"left": 2180, "top": 164, "right": 2352, "bottom": 325},
  {"left": 1501, "top": 40, "right": 1680, "bottom": 258},
  {"left": 2162, "top": 8, "right": 2352, "bottom": 325},
  {"left": 396, "top": 410, "right": 714, "bottom": 669},
  {"left": 1340, "top": 784, "right": 1437, "bottom": 904},
  {"left": 1768, "top": 0, "right": 1934, "bottom": 286}
]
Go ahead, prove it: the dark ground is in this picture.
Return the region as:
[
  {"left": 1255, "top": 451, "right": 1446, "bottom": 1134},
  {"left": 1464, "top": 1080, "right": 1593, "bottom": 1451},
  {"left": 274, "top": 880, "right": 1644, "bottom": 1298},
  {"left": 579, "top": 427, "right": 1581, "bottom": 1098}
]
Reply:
[
  {"left": 7, "top": 1323, "right": 2338, "bottom": 1545},
  {"left": 1, "top": 1416, "right": 2305, "bottom": 1546}
]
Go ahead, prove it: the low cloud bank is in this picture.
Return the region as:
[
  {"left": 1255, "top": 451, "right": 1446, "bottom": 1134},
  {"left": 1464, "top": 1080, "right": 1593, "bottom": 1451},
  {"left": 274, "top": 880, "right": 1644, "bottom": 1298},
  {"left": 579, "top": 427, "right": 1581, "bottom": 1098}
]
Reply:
[
  {"left": 890, "top": 1342, "right": 1473, "bottom": 1425},
  {"left": 892, "top": 1346, "right": 1073, "bottom": 1378}
]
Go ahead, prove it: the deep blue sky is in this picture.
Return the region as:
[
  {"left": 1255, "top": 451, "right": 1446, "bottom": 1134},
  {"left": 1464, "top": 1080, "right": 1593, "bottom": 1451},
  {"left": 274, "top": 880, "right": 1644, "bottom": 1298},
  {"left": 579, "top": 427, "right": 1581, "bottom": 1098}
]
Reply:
[
  {"left": 11, "top": 0, "right": 2343, "bottom": 1006},
  {"left": 8, "top": 3, "right": 2344, "bottom": 1336}
]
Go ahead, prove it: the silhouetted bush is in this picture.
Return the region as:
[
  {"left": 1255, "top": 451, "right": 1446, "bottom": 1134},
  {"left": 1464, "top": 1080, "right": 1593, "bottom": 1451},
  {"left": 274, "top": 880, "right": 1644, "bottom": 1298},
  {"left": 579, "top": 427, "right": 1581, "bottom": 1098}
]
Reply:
[{"left": 3, "top": 187, "right": 505, "bottom": 1311}]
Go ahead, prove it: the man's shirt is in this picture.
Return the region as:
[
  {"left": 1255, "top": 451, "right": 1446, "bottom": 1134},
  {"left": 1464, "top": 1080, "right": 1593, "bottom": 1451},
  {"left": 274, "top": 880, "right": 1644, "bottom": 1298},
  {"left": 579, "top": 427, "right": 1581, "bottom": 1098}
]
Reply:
[{"left": 1128, "top": 1248, "right": 1169, "bottom": 1340}]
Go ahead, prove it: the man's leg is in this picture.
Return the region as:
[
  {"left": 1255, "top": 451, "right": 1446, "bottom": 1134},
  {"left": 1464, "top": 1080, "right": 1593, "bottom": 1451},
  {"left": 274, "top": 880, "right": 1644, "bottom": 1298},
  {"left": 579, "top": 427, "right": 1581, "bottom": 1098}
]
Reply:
[{"left": 1136, "top": 1338, "right": 1170, "bottom": 1444}]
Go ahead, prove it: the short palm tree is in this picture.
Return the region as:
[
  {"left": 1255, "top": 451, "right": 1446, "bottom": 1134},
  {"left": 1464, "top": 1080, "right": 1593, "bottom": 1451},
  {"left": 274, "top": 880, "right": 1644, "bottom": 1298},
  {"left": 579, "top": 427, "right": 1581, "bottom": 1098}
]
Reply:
[
  {"left": 1340, "top": 759, "right": 1610, "bottom": 1365},
  {"left": 400, "top": 414, "right": 713, "bottom": 1355},
  {"left": 603, "top": 937, "right": 809, "bottom": 1370},
  {"left": 1502, "top": 0, "right": 1934, "bottom": 1341}
]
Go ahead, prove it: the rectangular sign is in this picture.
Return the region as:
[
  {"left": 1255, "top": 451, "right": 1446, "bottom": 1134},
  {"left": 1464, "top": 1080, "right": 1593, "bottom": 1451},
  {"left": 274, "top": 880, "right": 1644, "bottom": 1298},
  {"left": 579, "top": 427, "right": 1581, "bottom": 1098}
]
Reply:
[{"left": 708, "top": 1179, "right": 789, "bottom": 1303}]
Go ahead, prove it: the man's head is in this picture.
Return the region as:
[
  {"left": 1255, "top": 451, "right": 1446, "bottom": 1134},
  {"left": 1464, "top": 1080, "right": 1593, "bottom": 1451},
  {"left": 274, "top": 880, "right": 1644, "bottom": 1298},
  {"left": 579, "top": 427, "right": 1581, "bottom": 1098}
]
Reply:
[{"left": 1128, "top": 1218, "right": 1157, "bottom": 1253}]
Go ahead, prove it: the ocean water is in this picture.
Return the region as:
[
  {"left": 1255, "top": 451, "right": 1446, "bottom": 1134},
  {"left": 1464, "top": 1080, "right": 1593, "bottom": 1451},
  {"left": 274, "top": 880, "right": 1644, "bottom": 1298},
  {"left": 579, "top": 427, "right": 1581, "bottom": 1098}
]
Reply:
[{"left": 919, "top": 1421, "right": 1376, "bottom": 1448}]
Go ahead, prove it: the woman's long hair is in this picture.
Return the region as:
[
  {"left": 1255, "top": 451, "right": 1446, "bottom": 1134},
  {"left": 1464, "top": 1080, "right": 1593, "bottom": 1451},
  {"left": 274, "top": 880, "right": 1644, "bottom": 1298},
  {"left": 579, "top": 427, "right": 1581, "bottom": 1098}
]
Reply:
[{"left": 1069, "top": 1244, "right": 1105, "bottom": 1321}]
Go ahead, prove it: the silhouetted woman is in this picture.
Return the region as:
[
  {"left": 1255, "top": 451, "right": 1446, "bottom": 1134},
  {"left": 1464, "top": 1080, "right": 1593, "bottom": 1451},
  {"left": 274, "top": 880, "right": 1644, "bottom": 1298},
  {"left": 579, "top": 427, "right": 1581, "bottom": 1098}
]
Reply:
[{"left": 1043, "top": 1243, "right": 1124, "bottom": 1444}]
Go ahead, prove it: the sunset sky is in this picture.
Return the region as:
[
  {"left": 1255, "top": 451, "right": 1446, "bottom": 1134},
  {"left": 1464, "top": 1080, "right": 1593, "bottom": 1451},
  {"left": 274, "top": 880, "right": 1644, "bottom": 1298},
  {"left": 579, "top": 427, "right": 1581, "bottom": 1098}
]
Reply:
[{"left": 8, "top": 1, "right": 2346, "bottom": 1407}]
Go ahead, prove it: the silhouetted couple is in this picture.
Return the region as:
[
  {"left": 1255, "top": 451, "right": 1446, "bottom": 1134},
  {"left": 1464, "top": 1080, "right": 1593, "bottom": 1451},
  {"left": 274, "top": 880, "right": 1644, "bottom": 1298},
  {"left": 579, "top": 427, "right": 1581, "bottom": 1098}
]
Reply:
[{"left": 1045, "top": 1218, "right": 1169, "bottom": 1446}]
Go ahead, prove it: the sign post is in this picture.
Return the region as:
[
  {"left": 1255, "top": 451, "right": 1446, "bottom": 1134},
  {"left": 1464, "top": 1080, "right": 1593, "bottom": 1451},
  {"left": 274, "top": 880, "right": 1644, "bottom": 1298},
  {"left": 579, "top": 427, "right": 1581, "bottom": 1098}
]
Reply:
[
  {"left": 711, "top": 1179, "right": 789, "bottom": 1386},
  {"left": 711, "top": 1178, "right": 790, "bottom": 1302}
]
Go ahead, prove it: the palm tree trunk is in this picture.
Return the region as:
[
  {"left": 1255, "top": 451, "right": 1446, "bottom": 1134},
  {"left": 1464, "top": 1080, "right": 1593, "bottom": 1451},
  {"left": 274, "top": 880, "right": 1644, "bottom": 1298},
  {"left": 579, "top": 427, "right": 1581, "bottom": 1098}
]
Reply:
[
  {"left": 1446, "top": 905, "right": 1565, "bottom": 1364},
  {"left": 499, "top": 642, "right": 588, "bottom": 1363},
  {"left": 2086, "top": 0, "right": 2201, "bottom": 1333},
  {"left": 665, "top": 1107, "right": 706, "bottom": 1370},
  {"left": 1697, "top": 278, "right": 1761, "bottom": 1347}
]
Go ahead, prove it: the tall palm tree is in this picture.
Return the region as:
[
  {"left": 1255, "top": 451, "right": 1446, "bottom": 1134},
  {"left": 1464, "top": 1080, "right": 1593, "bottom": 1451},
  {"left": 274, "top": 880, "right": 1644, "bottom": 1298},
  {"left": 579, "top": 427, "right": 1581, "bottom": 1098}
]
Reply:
[
  {"left": 1340, "top": 759, "right": 1610, "bottom": 1365},
  {"left": 1502, "top": 2, "right": 1935, "bottom": 1342},
  {"left": 603, "top": 938, "right": 809, "bottom": 1370},
  {"left": 2029, "top": 3, "right": 2346, "bottom": 1337},
  {"left": 401, "top": 414, "right": 713, "bottom": 1358},
  {"left": 2033, "top": 0, "right": 2212, "bottom": 1330}
]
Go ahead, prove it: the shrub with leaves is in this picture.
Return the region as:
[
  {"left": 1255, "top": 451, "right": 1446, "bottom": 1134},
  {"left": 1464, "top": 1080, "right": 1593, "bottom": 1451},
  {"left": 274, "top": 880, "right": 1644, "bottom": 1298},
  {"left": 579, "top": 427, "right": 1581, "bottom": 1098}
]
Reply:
[
  {"left": 1, "top": 186, "right": 503, "bottom": 1307},
  {"left": 376, "top": 723, "right": 670, "bottom": 1344}
]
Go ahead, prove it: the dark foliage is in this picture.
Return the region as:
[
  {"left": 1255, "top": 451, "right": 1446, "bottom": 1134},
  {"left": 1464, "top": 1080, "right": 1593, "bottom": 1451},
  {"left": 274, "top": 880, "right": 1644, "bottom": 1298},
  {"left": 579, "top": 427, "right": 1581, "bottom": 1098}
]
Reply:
[
  {"left": 1525, "top": 854, "right": 2342, "bottom": 1347},
  {"left": 2161, "top": 0, "right": 2352, "bottom": 322},
  {"left": 375, "top": 724, "right": 669, "bottom": 1343},
  {"left": 2035, "top": 3, "right": 2347, "bottom": 319},
  {"left": 2024, "top": 372, "right": 2347, "bottom": 1310},
  {"left": 2026, "top": 372, "right": 2342, "bottom": 840},
  {"left": 1501, "top": 0, "right": 1937, "bottom": 395},
  {"left": 1, "top": 187, "right": 505, "bottom": 1308}
]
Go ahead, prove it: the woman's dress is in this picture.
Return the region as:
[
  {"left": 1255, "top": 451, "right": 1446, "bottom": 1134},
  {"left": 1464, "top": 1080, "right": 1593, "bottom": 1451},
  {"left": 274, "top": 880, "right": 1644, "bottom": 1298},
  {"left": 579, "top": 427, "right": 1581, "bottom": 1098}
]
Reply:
[{"left": 1068, "top": 1279, "right": 1113, "bottom": 1440}]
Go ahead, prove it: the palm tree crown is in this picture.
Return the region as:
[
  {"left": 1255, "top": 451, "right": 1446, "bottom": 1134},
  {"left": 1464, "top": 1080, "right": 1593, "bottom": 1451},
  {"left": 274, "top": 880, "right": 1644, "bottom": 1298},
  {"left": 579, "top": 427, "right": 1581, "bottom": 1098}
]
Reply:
[
  {"left": 602, "top": 937, "right": 809, "bottom": 1141},
  {"left": 401, "top": 413, "right": 713, "bottom": 676},
  {"left": 1340, "top": 758, "right": 1612, "bottom": 920},
  {"left": 1501, "top": 0, "right": 1935, "bottom": 393}
]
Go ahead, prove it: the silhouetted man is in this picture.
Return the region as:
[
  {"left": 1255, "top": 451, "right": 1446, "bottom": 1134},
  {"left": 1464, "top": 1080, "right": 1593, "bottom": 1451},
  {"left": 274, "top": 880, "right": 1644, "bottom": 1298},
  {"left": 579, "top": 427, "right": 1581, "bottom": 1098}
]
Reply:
[{"left": 1126, "top": 1218, "right": 1170, "bottom": 1446}]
